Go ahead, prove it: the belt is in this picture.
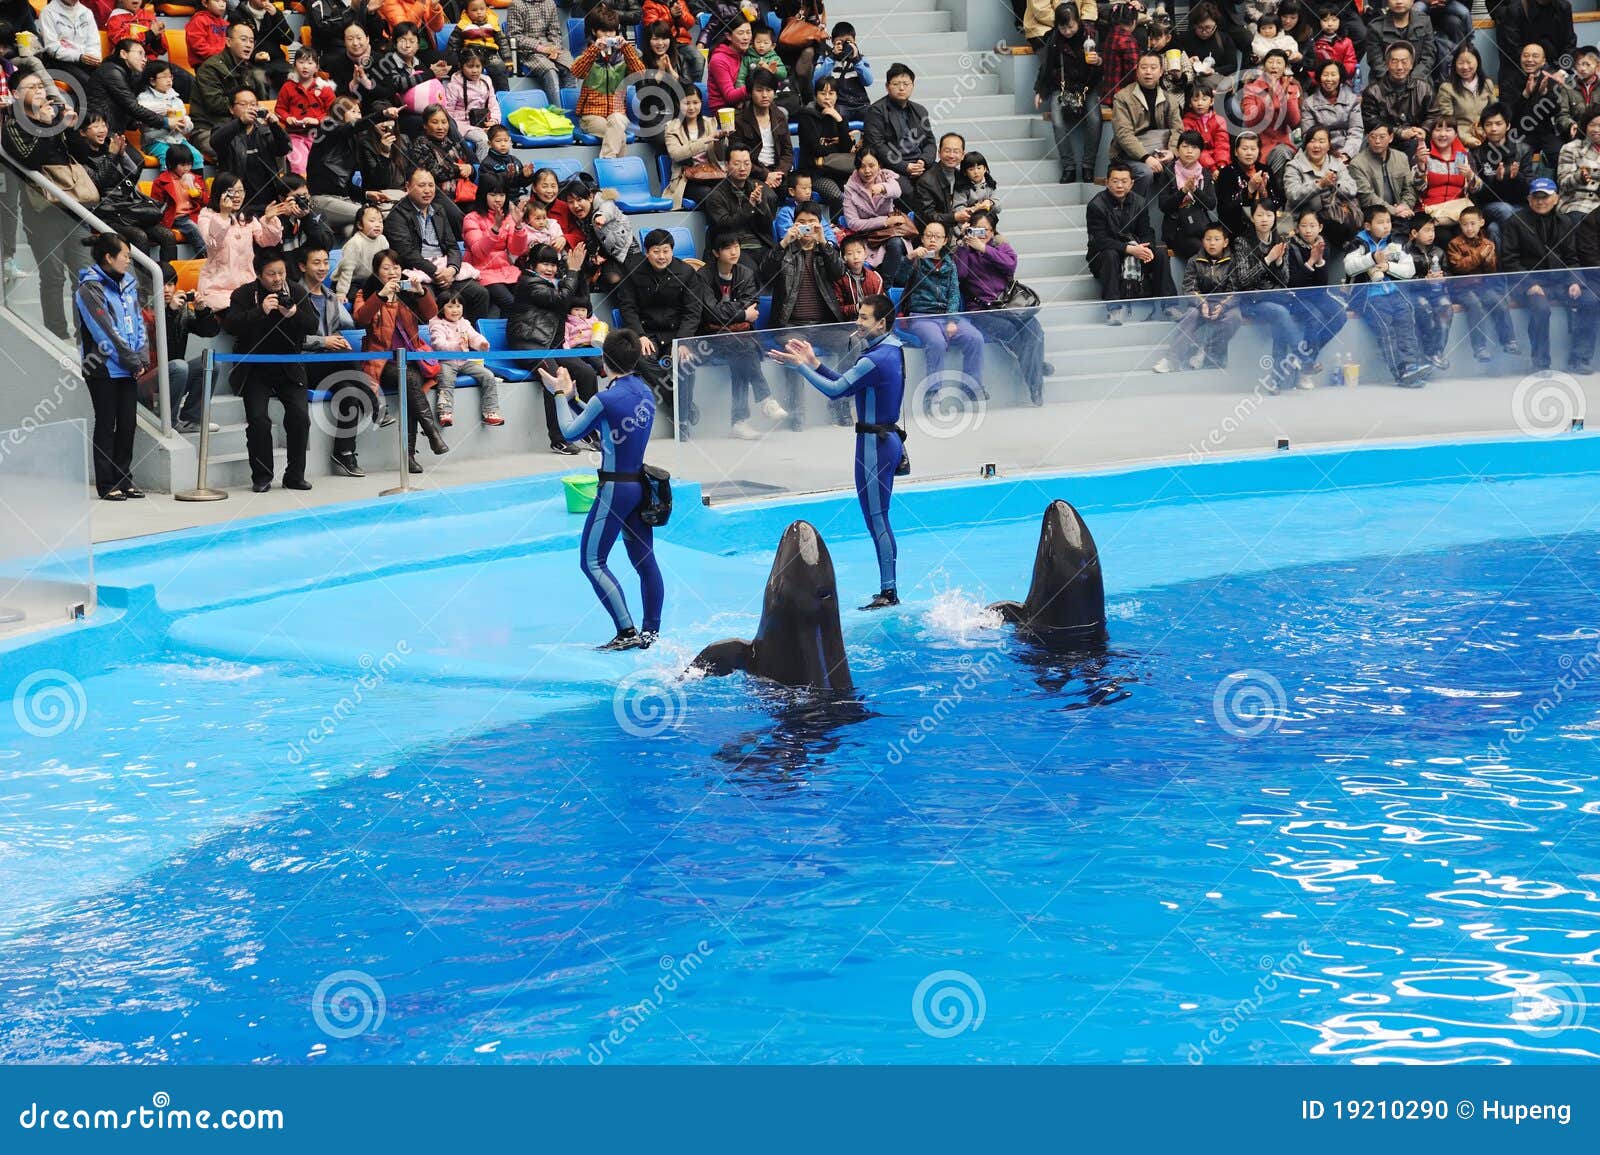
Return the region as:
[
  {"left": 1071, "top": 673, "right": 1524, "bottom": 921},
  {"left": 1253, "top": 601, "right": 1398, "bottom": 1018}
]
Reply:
[
  {"left": 597, "top": 470, "right": 645, "bottom": 483},
  {"left": 855, "top": 422, "right": 906, "bottom": 439}
]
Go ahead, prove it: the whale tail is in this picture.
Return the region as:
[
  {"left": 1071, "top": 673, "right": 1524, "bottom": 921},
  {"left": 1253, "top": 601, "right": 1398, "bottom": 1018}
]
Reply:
[{"left": 692, "top": 638, "right": 755, "bottom": 677}]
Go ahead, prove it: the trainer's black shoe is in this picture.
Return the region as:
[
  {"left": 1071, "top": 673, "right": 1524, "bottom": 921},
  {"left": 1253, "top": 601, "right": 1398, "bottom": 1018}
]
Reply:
[
  {"left": 599, "top": 629, "right": 644, "bottom": 651},
  {"left": 860, "top": 589, "right": 900, "bottom": 611}
]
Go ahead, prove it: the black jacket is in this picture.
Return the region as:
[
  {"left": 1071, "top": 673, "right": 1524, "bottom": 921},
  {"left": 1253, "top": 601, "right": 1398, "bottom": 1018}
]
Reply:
[
  {"left": 384, "top": 196, "right": 466, "bottom": 278},
  {"left": 210, "top": 118, "right": 291, "bottom": 211},
  {"left": 162, "top": 298, "right": 222, "bottom": 361},
  {"left": 87, "top": 58, "right": 165, "bottom": 135},
  {"left": 796, "top": 103, "right": 853, "bottom": 174},
  {"left": 1496, "top": 0, "right": 1578, "bottom": 74},
  {"left": 306, "top": 119, "right": 363, "bottom": 199},
  {"left": 730, "top": 105, "right": 793, "bottom": 180},
  {"left": 1035, "top": 26, "right": 1103, "bottom": 97},
  {"left": 222, "top": 279, "right": 319, "bottom": 392},
  {"left": 1500, "top": 205, "right": 1582, "bottom": 275},
  {"left": 764, "top": 240, "right": 846, "bottom": 328},
  {"left": 1085, "top": 187, "right": 1154, "bottom": 261},
  {"left": 700, "top": 176, "right": 777, "bottom": 250},
  {"left": 356, "top": 133, "right": 411, "bottom": 195},
  {"left": 1158, "top": 172, "right": 1220, "bottom": 261},
  {"left": 691, "top": 262, "right": 760, "bottom": 334},
  {"left": 861, "top": 94, "right": 935, "bottom": 178},
  {"left": 912, "top": 164, "right": 962, "bottom": 231},
  {"left": 509, "top": 267, "right": 587, "bottom": 350},
  {"left": 616, "top": 257, "right": 700, "bottom": 339},
  {"left": 308, "top": 0, "right": 385, "bottom": 56}
]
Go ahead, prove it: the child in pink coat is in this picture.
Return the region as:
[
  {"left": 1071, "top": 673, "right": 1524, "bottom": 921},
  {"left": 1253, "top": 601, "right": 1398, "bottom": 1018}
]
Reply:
[{"left": 427, "top": 290, "right": 504, "bottom": 425}]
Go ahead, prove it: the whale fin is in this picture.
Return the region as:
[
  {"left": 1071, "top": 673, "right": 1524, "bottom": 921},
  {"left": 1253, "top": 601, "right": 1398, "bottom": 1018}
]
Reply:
[
  {"left": 989, "top": 600, "right": 1028, "bottom": 624},
  {"left": 692, "top": 639, "right": 755, "bottom": 677}
]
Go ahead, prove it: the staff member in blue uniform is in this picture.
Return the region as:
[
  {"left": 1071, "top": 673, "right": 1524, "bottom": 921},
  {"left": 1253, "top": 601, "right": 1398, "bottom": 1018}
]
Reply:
[
  {"left": 769, "top": 293, "right": 907, "bottom": 609},
  {"left": 538, "top": 328, "right": 665, "bottom": 651}
]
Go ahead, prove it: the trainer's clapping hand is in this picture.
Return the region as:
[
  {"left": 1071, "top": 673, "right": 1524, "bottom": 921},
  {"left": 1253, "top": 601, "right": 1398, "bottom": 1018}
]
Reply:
[
  {"left": 538, "top": 365, "right": 576, "bottom": 395},
  {"left": 769, "top": 338, "right": 819, "bottom": 368}
]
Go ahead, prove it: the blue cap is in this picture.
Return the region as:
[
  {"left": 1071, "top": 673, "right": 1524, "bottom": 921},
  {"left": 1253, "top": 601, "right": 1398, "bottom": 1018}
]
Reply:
[{"left": 1530, "top": 177, "right": 1558, "bottom": 195}]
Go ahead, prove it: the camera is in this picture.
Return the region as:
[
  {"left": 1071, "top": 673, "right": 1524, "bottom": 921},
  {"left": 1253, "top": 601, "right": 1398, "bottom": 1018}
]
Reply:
[
  {"left": 292, "top": 193, "right": 310, "bottom": 210},
  {"left": 797, "top": 223, "right": 813, "bottom": 236},
  {"left": 969, "top": 226, "right": 989, "bottom": 238}
]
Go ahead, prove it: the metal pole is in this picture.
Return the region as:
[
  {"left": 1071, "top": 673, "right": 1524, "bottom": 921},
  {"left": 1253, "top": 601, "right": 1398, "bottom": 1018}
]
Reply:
[
  {"left": 380, "top": 348, "right": 411, "bottom": 496},
  {"left": 174, "top": 349, "right": 226, "bottom": 501}
]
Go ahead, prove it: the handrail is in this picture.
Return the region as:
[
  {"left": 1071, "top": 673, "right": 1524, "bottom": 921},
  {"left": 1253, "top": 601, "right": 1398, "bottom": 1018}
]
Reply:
[{"left": 0, "top": 146, "right": 171, "bottom": 437}]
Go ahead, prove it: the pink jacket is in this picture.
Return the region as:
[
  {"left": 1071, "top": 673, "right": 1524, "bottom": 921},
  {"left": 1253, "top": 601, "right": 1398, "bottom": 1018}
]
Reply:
[
  {"left": 440, "top": 73, "right": 500, "bottom": 137},
  {"left": 463, "top": 210, "right": 534, "bottom": 286},
  {"left": 707, "top": 43, "right": 746, "bottom": 112},
  {"left": 841, "top": 169, "right": 903, "bottom": 267},
  {"left": 427, "top": 315, "right": 489, "bottom": 354},
  {"left": 196, "top": 209, "right": 284, "bottom": 310}
]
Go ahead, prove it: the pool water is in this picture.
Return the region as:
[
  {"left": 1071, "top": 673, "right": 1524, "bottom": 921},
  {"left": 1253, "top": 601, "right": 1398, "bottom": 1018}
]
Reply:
[{"left": 2, "top": 452, "right": 1600, "bottom": 1064}]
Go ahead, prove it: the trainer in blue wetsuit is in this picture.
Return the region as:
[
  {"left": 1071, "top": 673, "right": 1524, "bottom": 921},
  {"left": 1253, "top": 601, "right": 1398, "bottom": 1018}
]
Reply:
[
  {"left": 772, "top": 293, "right": 907, "bottom": 610},
  {"left": 541, "top": 329, "right": 665, "bottom": 651}
]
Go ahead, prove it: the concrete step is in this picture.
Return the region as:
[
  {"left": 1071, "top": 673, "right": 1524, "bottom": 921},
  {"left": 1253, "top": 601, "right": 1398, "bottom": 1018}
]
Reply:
[
  {"left": 1038, "top": 341, "right": 1166, "bottom": 374},
  {"left": 916, "top": 94, "right": 1021, "bottom": 119},
  {"left": 991, "top": 185, "right": 1090, "bottom": 214},
  {"left": 1000, "top": 248, "right": 1086, "bottom": 278},
  {"left": 1004, "top": 225, "right": 1087, "bottom": 249},
  {"left": 847, "top": 9, "right": 955, "bottom": 36},
  {"left": 1026, "top": 275, "right": 1101, "bottom": 303},
  {"left": 856, "top": 30, "right": 968, "bottom": 54},
  {"left": 1001, "top": 204, "right": 1088, "bottom": 230},
  {"left": 912, "top": 71, "right": 1003, "bottom": 99},
  {"left": 968, "top": 136, "right": 1053, "bottom": 163}
]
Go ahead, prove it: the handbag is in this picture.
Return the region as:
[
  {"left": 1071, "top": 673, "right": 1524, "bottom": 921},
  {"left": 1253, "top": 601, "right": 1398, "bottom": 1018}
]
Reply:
[
  {"left": 1425, "top": 196, "right": 1473, "bottom": 224},
  {"left": 1055, "top": 87, "right": 1088, "bottom": 119},
  {"left": 29, "top": 161, "right": 100, "bottom": 210},
  {"left": 637, "top": 464, "right": 673, "bottom": 527},
  {"left": 779, "top": 18, "right": 827, "bottom": 49},
  {"left": 991, "top": 280, "right": 1041, "bottom": 310},
  {"left": 100, "top": 180, "right": 164, "bottom": 229}
]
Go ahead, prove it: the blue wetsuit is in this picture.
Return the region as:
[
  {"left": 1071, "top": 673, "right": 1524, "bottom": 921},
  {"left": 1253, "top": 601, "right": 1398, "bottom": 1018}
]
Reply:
[
  {"left": 555, "top": 373, "right": 664, "bottom": 634},
  {"left": 794, "top": 332, "right": 907, "bottom": 592}
]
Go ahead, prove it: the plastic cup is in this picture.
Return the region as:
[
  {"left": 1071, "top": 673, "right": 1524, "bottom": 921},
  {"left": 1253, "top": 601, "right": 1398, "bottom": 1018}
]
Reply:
[
  {"left": 1164, "top": 49, "right": 1182, "bottom": 70},
  {"left": 717, "top": 107, "right": 735, "bottom": 131},
  {"left": 590, "top": 320, "right": 609, "bottom": 346},
  {"left": 1341, "top": 361, "right": 1359, "bottom": 387}
]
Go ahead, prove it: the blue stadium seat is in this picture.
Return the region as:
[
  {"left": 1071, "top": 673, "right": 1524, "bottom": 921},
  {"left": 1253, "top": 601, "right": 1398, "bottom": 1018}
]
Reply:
[
  {"left": 496, "top": 90, "right": 575, "bottom": 146},
  {"left": 435, "top": 28, "right": 451, "bottom": 54},
  {"left": 595, "top": 155, "right": 671, "bottom": 212},
  {"left": 668, "top": 226, "right": 695, "bottom": 260},
  {"left": 764, "top": 11, "right": 780, "bottom": 36},
  {"left": 476, "top": 318, "right": 533, "bottom": 382},
  {"left": 558, "top": 86, "right": 601, "bottom": 145},
  {"left": 324, "top": 248, "right": 341, "bottom": 289},
  {"left": 756, "top": 294, "right": 772, "bottom": 329},
  {"left": 532, "top": 156, "right": 585, "bottom": 184},
  {"left": 567, "top": 18, "right": 585, "bottom": 58},
  {"left": 653, "top": 154, "right": 695, "bottom": 208}
]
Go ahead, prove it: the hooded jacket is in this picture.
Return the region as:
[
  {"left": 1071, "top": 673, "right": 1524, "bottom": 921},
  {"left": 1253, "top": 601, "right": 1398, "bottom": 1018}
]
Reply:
[{"left": 75, "top": 262, "right": 148, "bottom": 379}]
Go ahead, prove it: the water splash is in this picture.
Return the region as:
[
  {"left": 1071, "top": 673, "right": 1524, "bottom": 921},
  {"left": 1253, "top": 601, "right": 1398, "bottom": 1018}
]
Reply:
[{"left": 922, "top": 589, "right": 1002, "bottom": 646}]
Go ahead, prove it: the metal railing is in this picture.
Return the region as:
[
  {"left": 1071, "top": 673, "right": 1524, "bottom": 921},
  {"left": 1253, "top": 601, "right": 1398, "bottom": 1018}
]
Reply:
[{"left": 0, "top": 147, "right": 171, "bottom": 437}]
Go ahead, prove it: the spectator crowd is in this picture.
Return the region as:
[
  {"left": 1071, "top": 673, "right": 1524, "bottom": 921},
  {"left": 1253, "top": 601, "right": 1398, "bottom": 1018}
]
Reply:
[{"left": 0, "top": 0, "right": 1596, "bottom": 498}]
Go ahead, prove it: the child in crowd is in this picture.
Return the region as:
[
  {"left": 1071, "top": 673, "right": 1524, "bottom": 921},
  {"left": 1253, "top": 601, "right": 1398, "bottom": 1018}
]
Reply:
[
  {"left": 1145, "top": 16, "right": 1193, "bottom": 98},
  {"left": 428, "top": 288, "right": 504, "bottom": 426},
  {"left": 833, "top": 234, "right": 884, "bottom": 318},
  {"left": 1284, "top": 207, "right": 1346, "bottom": 382},
  {"left": 563, "top": 178, "right": 641, "bottom": 291},
  {"left": 479, "top": 125, "right": 537, "bottom": 197},
  {"left": 1153, "top": 223, "right": 1241, "bottom": 373},
  {"left": 277, "top": 45, "right": 337, "bottom": 175},
  {"left": 106, "top": 0, "right": 166, "bottom": 64},
  {"left": 1573, "top": 44, "right": 1599, "bottom": 108},
  {"left": 442, "top": 48, "right": 501, "bottom": 160},
  {"left": 1098, "top": 3, "right": 1142, "bottom": 109},
  {"left": 813, "top": 21, "right": 872, "bottom": 119},
  {"left": 137, "top": 60, "right": 200, "bottom": 167},
  {"left": 449, "top": 0, "right": 512, "bottom": 90},
  {"left": 1251, "top": 9, "right": 1301, "bottom": 67},
  {"left": 1344, "top": 205, "right": 1431, "bottom": 386},
  {"left": 772, "top": 171, "right": 837, "bottom": 242},
  {"left": 1444, "top": 204, "right": 1520, "bottom": 361},
  {"left": 523, "top": 197, "right": 565, "bottom": 251},
  {"left": 1309, "top": 5, "right": 1357, "bottom": 84},
  {"left": 150, "top": 148, "right": 209, "bottom": 256},
  {"left": 1405, "top": 216, "right": 1453, "bottom": 370},
  {"left": 739, "top": 23, "right": 799, "bottom": 119},
  {"left": 1184, "top": 86, "right": 1231, "bottom": 174},
  {"left": 953, "top": 150, "right": 1000, "bottom": 228},
  {"left": 333, "top": 205, "right": 390, "bottom": 299},
  {"left": 185, "top": 0, "right": 229, "bottom": 66}
]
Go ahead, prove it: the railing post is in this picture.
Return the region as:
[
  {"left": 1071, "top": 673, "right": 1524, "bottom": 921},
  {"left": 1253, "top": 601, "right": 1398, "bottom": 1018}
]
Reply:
[
  {"left": 174, "top": 349, "right": 226, "bottom": 502},
  {"left": 380, "top": 348, "right": 411, "bottom": 497}
]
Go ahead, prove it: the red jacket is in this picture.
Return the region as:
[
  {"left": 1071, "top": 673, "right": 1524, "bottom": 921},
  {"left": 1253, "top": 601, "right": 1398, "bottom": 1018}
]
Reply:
[
  {"left": 276, "top": 76, "right": 337, "bottom": 129},
  {"left": 643, "top": 0, "right": 698, "bottom": 44},
  {"left": 186, "top": 10, "right": 229, "bottom": 64},
  {"left": 151, "top": 170, "right": 209, "bottom": 228},
  {"left": 1183, "top": 109, "right": 1231, "bottom": 173},
  {"left": 832, "top": 266, "right": 883, "bottom": 319},
  {"left": 1239, "top": 74, "right": 1301, "bottom": 156},
  {"left": 1309, "top": 34, "right": 1357, "bottom": 83},
  {"left": 106, "top": 6, "right": 165, "bottom": 57},
  {"left": 1417, "top": 140, "right": 1472, "bottom": 206}
]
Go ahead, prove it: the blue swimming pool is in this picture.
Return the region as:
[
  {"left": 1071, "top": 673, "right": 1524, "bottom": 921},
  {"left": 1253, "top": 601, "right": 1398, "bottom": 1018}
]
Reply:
[{"left": 3, "top": 439, "right": 1599, "bottom": 1064}]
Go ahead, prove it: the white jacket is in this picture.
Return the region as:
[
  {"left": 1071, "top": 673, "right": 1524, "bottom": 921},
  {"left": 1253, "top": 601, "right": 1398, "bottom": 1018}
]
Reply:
[{"left": 38, "top": 0, "right": 100, "bottom": 62}]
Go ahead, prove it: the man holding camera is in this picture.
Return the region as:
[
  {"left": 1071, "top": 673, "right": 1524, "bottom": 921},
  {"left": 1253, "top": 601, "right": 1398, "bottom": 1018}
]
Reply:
[
  {"left": 211, "top": 85, "right": 292, "bottom": 213},
  {"left": 224, "top": 247, "right": 319, "bottom": 493},
  {"left": 1108, "top": 51, "right": 1182, "bottom": 203},
  {"left": 764, "top": 204, "right": 846, "bottom": 431}
]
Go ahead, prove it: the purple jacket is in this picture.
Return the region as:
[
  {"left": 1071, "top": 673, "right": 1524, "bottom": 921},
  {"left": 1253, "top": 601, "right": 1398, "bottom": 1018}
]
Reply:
[{"left": 955, "top": 240, "right": 1018, "bottom": 310}]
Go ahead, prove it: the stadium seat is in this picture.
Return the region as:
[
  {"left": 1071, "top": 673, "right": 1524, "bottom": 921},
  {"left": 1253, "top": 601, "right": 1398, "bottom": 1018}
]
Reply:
[
  {"left": 170, "top": 258, "right": 203, "bottom": 293},
  {"left": 654, "top": 154, "right": 694, "bottom": 209},
  {"left": 475, "top": 318, "right": 533, "bottom": 382},
  {"left": 325, "top": 248, "right": 341, "bottom": 289},
  {"left": 568, "top": 18, "right": 585, "bottom": 58},
  {"left": 436, "top": 29, "right": 452, "bottom": 54},
  {"left": 558, "top": 87, "right": 636, "bottom": 146},
  {"left": 668, "top": 226, "right": 695, "bottom": 260},
  {"left": 157, "top": 4, "right": 198, "bottom": 15},
  {"left": 163, "top": 29, "right": 190, "bottom": 71},
  {"left": 594, "top": 156, "right": 671, "bottom": 212},
  {"left": 756, "top": 295, "right": 772, "bottom": 329},
  {"left": 765, "top": 11, "right": 780, "bottom": 36},
  {"left": 496, "top": 90, "right": 574, "bottom": 147},
  {"left": 531, "top": 156, "right": 584, "bottom": 184}
]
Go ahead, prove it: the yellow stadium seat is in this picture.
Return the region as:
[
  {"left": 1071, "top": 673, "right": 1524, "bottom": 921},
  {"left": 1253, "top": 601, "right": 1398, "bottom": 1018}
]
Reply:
[
  {"left": 170, "top": 259, "right": 203, "bottom": 293},
  {"left": 99, "top": 32, "right": 110, "bottom": 57},
  {"left": 157, "top": 4, "right": 198, "bottom": 15},
  {"left": 164, "top": 29, "right": 190, "bottom": 71}
]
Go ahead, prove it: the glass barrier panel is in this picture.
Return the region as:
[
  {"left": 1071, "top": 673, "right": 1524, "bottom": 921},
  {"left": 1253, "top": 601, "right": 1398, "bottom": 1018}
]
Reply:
[
  {"left": 671, "top": 268, "right": 1598, "bottom": 503},
  {"left": 0, "top": 417, "right": 94, "bottom": 637}
]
